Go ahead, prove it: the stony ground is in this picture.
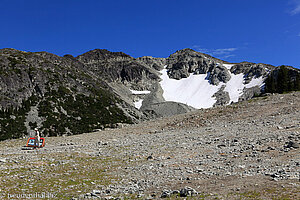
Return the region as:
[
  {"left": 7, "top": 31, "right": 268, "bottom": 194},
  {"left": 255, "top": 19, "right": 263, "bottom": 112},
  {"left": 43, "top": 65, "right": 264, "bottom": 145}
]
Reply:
[{"left": 0, "top": 92, "right": 299, "bottom": 200}]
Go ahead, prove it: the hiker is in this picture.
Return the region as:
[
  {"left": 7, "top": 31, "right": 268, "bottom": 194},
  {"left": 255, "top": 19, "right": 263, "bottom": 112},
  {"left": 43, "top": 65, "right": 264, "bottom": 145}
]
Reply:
[{"left": 34, "top": 128, "right": 40, "bottom": 149}]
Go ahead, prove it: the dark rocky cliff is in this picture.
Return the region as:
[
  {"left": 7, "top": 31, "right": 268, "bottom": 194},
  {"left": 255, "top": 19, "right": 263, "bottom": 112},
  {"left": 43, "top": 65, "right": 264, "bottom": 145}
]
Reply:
[
  {"left": 77, "top": 49, "right": 160, "bottom": 90},
  {"left": 0, "top": 49, "right": 133, "bottom": 140}
]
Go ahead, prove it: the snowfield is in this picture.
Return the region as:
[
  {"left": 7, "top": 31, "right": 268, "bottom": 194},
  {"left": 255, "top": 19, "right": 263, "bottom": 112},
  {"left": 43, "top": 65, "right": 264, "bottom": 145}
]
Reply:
[
  {"left": 159, "top": 65, "right": 264, "bottom": 109},
  {"left": 159, "top": 68, "right": 223, "bottom": 109}
]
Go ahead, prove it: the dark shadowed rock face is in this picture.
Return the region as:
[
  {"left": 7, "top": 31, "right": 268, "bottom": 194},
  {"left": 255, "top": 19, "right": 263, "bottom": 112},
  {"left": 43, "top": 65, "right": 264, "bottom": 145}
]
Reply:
[
  {"left": 207, "top": 66, "right": 231, "bottom": 85},
  {"left": 0, "top": 48, "right": 134, "bottom": 140},
  {"left": 77, "top": 49, "right": 160, "bottom": 90}
]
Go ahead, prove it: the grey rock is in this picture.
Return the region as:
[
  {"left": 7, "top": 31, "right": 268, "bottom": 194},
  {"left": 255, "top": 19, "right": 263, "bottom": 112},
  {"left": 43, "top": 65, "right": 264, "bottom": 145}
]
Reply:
[
  {"left": 239, "top": 86, "right": 262, "bottom": 101},
  {"left": 160, "top": 190, "right": 171, "bottom": 198},
  {"left": 286, "top": 141, "right": 299, "bottom": 148},
  {"left": 166, "top": 49, "right": 229, "bottom": 85},
  {"left": 104, "top": 196, "right": 114, "bottom": 200},
  {"left": 91, "top": 192, "right": 99, "bottom": 197},
  {"left": 213, "top": 85, "right": 230, "bottom": 106},
  {"left": 140, "top": 83, "right": 165, "bottom": 110},
  {"left": 137, "top": 56, "right": 166, "bottom": 71},
  {"left": 207, "top": 65, "right": 231, "bottom": 85},
  {"left": 230, "top": 63, "right": 269, "bottom": 83},
  {"left": 147, "top": 155, "right": 153, "bottom": 160},
  {"left": 172, "top": 190, "right": 180, "bottom": 194},
  {"left": 92, "top": 190, "right": 101, "bottom": 194},
  {"left": 179, "top": 187, "right": 198, "bottom": 197},
  {"left": 277, "top": 126, "right": 284, "bottom": 130}
]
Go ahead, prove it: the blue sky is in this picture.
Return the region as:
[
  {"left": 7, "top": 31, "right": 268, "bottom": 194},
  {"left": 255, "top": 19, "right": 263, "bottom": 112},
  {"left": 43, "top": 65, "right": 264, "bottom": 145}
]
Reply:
[{"left": 0, "top": 0, "right": 300, "bottom": 68}]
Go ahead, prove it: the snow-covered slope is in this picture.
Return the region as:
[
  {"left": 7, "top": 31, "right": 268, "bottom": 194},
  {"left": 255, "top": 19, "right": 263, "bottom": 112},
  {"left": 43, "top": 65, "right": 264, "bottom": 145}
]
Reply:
[
  {"left": 159, "top": 65, "right": 264, "bottom": 109},
  {"left": 160, "top": 68, "right": 223, "bottom": 108}
]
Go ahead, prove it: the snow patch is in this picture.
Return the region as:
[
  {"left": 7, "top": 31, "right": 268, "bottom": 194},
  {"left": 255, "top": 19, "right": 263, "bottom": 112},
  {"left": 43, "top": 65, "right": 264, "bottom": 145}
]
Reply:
[
  {"left": 224, "top": 72, "right": 264, "bottom": 104},
  {"left": 224, "top": 73, "right": 245, "bottom": 103},
  {"left": 245, "top": 76, "right": 264, "bottom": 88},
  {"left": 223, "top": 64, "right": 234, "bottom": 70},
  {"left": 130, "top": 89, "right": 150, "bottom": 109},
  {"left": 159, "top": 68, "right": 223, "bottom": 109},
  {"left": 134, "top": 99, "right": 143, "bottom": 109},
  {"left": 130, "top": 90, "right": 151, "bottom": 95}
]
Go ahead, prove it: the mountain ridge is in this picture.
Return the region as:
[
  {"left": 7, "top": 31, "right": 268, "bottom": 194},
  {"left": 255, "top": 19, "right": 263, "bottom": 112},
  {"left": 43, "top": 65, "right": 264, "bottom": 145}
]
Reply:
[{"left": 0, "top": 47, "right": 299, "bottom": 140}]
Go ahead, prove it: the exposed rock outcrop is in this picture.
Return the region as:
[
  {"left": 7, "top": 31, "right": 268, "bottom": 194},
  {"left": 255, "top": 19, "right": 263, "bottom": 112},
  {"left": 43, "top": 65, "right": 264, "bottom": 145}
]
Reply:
[
  {"left": 213, "top": 86, "right": 230, "bottom": 106},
  {"left": 137, "top": 56, "right": 166, "bottom": 71},
  {"left": 239, "top": 86, "right": 262, "bottom": 101},
  {"left": 166, "top": 49, "right": 230, "bottom": 85},
  {"left": 77, "top": 49, "right": 160, "bottom": 91},
  {"left": 231, "top": 63, "right": 270, "bottom": 84}
]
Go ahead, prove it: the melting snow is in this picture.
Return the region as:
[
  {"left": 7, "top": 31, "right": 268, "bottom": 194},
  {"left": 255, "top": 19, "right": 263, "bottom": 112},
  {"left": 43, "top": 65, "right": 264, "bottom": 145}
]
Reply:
[
  {"left": 159, "top": 65, "right": 264, "bottom": 109},
  {"left": 159, "top": 68, "right": 223, "bottom": 109},
  {"left": 224, "top": 73, "right": 245, "bottom": 103},
  {"left": 130, "top": 89, "right": 151, "bottom": 109},
  {"left": 245, "top": 76, "right": 264, "bottom": 89},
  {"left": 223, "top": 64, "right": 234, "bottom": 70},
  {"left": 224, "top": 72, "right": 264, "bottom": 104},
  {"left": 134, "top": 99, "right": 143, "bottom": 109},
  {"left": 130, "top": 90, "right": 151, "bottom": 95}
]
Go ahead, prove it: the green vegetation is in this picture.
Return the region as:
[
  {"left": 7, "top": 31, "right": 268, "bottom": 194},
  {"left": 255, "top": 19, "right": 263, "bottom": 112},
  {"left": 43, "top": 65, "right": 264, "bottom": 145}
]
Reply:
[
  {"left": 38, "top": 85, "right": 132, "bottom": 137},
  {"left": 0, "top": 50, "right": 134, "bottom": 141},
  {"left": 265, "top": 66, "right": 300, "bottom": 93},
  {"left": 0, "top": 152, "right": 120, "bottom": 200},
  {"left": 0, "top": 96, "right": 38, "bottom": 140},
  {"left": 0, "top": 84, "right": 132, "bottom": 140},
  {"left": 7, "top": 56, "right": 22, "bottom": 67}
]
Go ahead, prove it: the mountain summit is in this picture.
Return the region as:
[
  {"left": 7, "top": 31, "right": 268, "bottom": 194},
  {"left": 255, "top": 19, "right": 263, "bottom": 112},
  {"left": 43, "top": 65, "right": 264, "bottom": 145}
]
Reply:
[{"left": 0, "top": 48, "right": 299, "bottom": 140}]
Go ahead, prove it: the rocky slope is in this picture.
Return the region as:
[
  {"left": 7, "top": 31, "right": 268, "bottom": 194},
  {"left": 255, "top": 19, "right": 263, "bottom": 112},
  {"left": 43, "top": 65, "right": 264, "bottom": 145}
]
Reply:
[
  {"left": 0, "top": 92, "right": 299, "bottom": 199},
  {"left": 0, "top": 48, "right": 299, "bottom": 140},
  {"left": 0, "top": 48, "right": 134, "bottom": 140}
]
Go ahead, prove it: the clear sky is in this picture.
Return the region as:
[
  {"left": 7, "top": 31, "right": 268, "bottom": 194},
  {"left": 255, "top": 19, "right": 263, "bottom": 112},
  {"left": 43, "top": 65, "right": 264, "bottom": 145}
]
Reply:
[{"left": 1, "top": 0, "right": 300, "bottom": 68}]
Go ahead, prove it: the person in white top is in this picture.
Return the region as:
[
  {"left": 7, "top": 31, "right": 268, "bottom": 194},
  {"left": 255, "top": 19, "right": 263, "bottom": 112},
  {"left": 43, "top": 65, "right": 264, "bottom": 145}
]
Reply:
[{"left": 34, "top": 128, "right": 40, "bottom": 149}]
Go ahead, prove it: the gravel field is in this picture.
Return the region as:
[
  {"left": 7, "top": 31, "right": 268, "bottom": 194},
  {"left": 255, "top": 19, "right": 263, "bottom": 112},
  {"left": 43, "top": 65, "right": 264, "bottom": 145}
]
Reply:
[{"left": 0, "top": 92, "right": 299, "bottom": 200}]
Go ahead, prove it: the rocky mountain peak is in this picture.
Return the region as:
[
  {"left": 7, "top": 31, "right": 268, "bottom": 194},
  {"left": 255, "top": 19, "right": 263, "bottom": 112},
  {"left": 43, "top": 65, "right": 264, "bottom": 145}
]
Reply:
[
  {"left": 137, "top": 56, "right": 166, "bottom": 70},
  {"left": 166, "top": 48, "right": 228, "bottom": 83},
  {"left": 77, "top": 49, "right": 132, "bottom": 63}
]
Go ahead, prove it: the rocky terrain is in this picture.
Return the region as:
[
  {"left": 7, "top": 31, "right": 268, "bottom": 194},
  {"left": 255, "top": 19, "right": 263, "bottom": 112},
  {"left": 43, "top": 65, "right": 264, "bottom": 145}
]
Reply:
[
  {"left": 0, "top": 91, "right": 299, "bottom": 199},
  {"left": 0, "top": 48, "right": 135, "bottom": 140},
  {"left": 0, "top": 47, "right": 299, "bottom": 141}
]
